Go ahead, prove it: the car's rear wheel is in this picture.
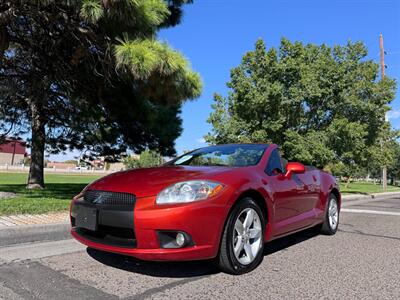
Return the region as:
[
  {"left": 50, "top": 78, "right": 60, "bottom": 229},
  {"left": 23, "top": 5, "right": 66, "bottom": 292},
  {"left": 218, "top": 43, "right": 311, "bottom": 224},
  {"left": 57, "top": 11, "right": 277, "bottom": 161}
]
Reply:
[
  {"left": 217, "top": 197, "right": 265, "bottom": 275},
  {"left": 320, "top": 193, "right": 339, "bottom": 235}
]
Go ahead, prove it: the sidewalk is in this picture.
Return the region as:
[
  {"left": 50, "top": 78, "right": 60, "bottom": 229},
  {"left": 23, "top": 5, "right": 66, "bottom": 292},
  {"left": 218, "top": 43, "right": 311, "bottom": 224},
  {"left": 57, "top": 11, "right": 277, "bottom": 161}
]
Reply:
[
  {"left": 341, "top": 191, "right": 400, "bottom": 201},
  {"left": 0, "top": 212, "right": 69, "bottom": 228}
]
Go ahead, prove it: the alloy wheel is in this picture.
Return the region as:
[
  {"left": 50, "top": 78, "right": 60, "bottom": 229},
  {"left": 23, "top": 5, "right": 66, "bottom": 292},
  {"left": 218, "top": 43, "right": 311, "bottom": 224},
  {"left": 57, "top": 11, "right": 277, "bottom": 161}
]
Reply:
[
  {"left": 328, "top": 199, "right": 338, "bottom": 230},
  {"left": 232, "top": 208, "right": 262, "bottom": 265}
]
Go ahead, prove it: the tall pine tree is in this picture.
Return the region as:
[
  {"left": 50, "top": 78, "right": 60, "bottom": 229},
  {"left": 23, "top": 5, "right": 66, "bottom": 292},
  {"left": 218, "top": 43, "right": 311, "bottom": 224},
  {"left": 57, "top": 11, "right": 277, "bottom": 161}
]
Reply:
[{"left": 0, "top": 0, "right": 201, "bottom": 188}]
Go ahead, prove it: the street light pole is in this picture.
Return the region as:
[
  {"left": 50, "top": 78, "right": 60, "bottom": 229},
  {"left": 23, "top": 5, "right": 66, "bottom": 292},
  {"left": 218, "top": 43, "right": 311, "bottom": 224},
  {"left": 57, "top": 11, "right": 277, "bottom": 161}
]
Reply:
[{"left": 379, "top": 33, "right": 387, "bottom": 192}]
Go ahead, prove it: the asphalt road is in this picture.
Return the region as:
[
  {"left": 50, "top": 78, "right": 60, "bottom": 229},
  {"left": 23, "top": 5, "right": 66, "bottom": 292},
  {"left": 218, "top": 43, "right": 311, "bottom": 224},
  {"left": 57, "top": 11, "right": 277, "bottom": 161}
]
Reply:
[{"left": 1, "top": 196, "right": 399, "bottom": 300}]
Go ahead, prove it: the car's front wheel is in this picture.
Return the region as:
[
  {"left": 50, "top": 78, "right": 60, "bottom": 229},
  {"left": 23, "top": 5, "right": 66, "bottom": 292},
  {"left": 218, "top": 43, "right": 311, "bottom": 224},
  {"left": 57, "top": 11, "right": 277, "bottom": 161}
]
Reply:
[
  {"left": 320, "top": 193, "right": 339, "bottom": 235},
  {"left": 217, "top": 197, "right": 265, "bottom": 275}
]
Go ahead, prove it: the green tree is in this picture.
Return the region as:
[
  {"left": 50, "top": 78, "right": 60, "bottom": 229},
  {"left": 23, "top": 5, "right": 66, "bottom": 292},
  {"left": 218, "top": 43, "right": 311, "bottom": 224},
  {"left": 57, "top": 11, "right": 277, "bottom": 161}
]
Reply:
[
  {"left": 206, "top": 38, "right": 396, "bottom": 174},
  {"left": 123, "top": 156, "right": 141, "bottom": 169},
  {"left": 368, "top": 125, "right": 400, "bottom": 184},
  {"left": 123, "top": 150, "right": 163, "bottom": 169},
  {"left": 387, "top": 140, "right": 400, "bottom": 185},
  {"left": 0, "top": 0, "right": 201, "bottom": 189}
]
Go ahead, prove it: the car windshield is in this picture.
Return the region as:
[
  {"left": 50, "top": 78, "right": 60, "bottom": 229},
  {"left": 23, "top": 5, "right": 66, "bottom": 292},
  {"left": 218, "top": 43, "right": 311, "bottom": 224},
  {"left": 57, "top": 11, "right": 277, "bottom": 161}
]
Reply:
[{"left": 172, "top": 144, "right": 269, "bottom": 167}]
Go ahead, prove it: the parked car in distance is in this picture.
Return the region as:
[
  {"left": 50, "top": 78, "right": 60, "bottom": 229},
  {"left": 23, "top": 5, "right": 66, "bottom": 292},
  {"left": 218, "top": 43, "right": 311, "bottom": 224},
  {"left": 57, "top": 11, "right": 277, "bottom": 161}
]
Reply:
[
  {"left": 75, "top": 166, "right": 90, "bottom": 170},
  {"left": 70, "top": 143, "right": 340, "bottom": 274}
]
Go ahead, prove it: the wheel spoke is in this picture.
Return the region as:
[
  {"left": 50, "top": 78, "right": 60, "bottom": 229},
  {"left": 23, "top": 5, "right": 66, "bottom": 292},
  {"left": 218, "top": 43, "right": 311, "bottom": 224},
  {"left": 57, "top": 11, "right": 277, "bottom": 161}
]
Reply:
[
  {"left": 234, "top": 238, "right": 244, "bottom": 256},
  {"left": 244, "top": 243, "right": 254, "bottom": 261},
  {"left": 235, "top": 219, "right": 244, "bottom": 235},
  {"left": 249, "top": 228, "right": 261, "bottom": 239},
  {"left": 243, "top": 210, "right": 254, "bottom": 230}
]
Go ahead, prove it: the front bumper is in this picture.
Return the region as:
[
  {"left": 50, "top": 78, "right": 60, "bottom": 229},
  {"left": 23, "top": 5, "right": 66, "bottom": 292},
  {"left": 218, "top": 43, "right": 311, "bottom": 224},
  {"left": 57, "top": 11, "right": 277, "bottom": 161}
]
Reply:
[{"left": 70, "top": 191, "right": 231, "bottom": 261}]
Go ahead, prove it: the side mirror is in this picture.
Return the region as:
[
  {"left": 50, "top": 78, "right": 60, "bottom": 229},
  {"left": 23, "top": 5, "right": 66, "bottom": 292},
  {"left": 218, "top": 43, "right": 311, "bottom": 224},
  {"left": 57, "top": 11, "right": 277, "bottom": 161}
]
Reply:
[{"left": 284, "top": 162, "right": 305, "bottom": 178}]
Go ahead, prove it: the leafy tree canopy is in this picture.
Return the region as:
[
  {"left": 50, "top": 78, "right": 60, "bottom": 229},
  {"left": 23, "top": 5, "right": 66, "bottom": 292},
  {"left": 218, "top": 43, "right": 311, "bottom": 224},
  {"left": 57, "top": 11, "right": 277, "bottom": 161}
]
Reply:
[
  {"left": 206, "top": 38, "right": 397, "bottom": 172},
  {"left": 123, "top": 150, "right": 163, "bottom": 169},
  {"left": 387, "top": 139, "right": 400, "bottom": 183},
  {"left": 0, "top": 0, "right": 201, "bottom": 188}
]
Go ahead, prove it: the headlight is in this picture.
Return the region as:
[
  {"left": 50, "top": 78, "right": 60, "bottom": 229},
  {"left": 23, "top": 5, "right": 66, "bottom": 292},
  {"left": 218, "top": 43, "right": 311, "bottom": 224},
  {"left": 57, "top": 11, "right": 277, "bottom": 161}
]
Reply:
[{"left": 156, "top": 180, "right": 224, "bottom": 205}]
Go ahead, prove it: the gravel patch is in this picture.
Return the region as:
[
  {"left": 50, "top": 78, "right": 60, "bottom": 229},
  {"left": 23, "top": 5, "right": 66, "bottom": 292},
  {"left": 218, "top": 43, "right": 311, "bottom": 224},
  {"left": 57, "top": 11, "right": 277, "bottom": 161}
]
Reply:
[{"left": 0, "top": 192, "right": 16, "bottom": 200}]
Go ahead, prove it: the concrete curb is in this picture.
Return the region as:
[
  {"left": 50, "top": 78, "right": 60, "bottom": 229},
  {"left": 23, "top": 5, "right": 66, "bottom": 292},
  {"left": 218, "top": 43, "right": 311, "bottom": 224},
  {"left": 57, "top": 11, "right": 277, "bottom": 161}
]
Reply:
[
  {"left": 342, "top": 191, "right": 400, "bottom": 202},
  {"left": 0, "top": 191, "right": 399, "bottom": 248},
  {"left": 0, "top": 222, "right": 70, "bottom": 247}
]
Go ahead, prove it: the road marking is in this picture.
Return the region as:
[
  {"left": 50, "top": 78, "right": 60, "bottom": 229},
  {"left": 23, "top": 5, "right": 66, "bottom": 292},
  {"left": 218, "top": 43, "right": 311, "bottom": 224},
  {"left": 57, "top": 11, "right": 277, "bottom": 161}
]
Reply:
[
  {"left": 0, "top": 239, "right": 85, "bottom": 263},
  {"left": 341, "top": 208, "right": 400, "bottom": 216}
]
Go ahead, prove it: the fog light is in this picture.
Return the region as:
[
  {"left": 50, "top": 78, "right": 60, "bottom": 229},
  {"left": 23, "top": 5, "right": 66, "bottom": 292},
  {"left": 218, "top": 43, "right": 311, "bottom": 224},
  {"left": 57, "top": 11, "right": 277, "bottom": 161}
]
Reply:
[
  {"left": 176, "top": 232, "right": 185, "bottom": 247},
  {"left": 158, "top": 231, "right": 193, "bottom": 248}
]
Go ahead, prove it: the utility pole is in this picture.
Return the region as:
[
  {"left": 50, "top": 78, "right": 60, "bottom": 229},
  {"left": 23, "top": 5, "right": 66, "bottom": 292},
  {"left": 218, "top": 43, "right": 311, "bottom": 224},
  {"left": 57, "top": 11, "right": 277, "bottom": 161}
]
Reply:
[
  {"left": 380, "top": 34, "right": 385, "bottom": 79},
  {"left": 379, "top": 33, "right": 387, "bottom": 192}
]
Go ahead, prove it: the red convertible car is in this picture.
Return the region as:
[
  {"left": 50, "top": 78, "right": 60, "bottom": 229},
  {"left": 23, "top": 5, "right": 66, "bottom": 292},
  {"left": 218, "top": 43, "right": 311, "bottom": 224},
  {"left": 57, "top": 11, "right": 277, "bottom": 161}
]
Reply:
[{"left": 70, "top": 143, "right": 340, "bottom": 274}]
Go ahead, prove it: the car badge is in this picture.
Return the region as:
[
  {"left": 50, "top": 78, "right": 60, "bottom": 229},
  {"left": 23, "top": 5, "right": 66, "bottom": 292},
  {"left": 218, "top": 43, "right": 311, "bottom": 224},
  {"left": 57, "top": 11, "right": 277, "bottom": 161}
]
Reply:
[{"left": 93, "top": 194, "right": 105, "bottom": 204}]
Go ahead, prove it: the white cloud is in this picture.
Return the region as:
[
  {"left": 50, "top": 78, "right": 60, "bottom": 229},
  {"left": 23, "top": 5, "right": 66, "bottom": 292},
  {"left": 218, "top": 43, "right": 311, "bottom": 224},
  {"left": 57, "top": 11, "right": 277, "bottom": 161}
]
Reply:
[
  {"left": 386, "top": 109, "right": 400, "bottom": 121},
  {"left": 196, "top": 137, "right": 206, "bottom": 144}
]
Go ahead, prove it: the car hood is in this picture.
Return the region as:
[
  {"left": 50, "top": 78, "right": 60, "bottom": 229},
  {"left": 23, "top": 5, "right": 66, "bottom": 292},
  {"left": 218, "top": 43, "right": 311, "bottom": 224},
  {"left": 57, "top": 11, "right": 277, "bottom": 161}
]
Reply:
[{"left": 87, "top": 165, "right": 235, "bottom": 198}]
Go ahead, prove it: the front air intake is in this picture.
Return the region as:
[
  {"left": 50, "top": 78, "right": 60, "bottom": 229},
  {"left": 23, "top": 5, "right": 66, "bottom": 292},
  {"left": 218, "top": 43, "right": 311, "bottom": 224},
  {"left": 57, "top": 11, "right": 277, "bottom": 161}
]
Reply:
[{"left": 84, "top": 190, "right": 136, "bottom": 207}]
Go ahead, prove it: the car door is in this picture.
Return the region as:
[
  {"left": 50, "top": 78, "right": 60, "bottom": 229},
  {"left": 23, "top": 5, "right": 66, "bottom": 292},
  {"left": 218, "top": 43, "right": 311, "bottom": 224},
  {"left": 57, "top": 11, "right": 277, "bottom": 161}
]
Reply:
[
  {"left": 265, "top": 150, "right": 313, "bottom": 236},
  {"left": 295, "top": 169, "right": 321, "bottom": 213},
  {"left": 264, "top": 149, "right": 300, "bottom": 235}
]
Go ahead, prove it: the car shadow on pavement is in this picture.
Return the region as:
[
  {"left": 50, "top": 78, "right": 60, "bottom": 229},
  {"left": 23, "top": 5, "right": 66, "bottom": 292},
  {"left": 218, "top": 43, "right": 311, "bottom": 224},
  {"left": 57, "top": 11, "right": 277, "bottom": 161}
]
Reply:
[
  {"left": 86, "top": 248, "right": 219, "bottom": 278},
  {"left": 87, "top": 226, "right": 321, "bottom": 278},
  {"left": 263, "top": 225, "right": 320, "bottom": 256}
]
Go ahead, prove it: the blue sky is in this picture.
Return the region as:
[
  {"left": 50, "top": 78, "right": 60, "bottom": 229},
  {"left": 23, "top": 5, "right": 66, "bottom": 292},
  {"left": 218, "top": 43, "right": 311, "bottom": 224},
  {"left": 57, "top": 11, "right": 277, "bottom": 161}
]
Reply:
[
  {"left": 49, "top": 0, "right": 400, "bottom": 160},
  {"left": 159, "top": 0, "right": 400, "bottom": 155}
]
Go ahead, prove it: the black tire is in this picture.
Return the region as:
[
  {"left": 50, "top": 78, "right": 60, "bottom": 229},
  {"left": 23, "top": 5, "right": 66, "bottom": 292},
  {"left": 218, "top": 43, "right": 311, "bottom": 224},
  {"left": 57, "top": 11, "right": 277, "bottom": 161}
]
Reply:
[
  {"left": 320, "top": 193, "right": 339, "bottom": 235},
  {"left": 217, "top": 197, "right": 265, "bottom": 275}
]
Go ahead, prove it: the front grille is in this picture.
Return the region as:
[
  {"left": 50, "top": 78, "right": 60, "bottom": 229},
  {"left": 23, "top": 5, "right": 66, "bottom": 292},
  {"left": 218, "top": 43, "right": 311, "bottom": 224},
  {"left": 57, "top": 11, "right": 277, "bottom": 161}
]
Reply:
[
  {"left": 84, "top": 190, "right": 136, "bottom": 206},
  {"left": 73, "top": 190, "right": 136, "bottom": 248},
  {"left": 75, "top": 225, "right": 137, "bottom": 248}
]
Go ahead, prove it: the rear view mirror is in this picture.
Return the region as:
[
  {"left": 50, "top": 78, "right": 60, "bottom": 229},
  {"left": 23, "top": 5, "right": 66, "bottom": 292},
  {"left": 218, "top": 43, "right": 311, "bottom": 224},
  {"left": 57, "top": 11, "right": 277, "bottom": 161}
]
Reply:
[{"left": 285, "top": 162, "right": 305, "bottom": 178}]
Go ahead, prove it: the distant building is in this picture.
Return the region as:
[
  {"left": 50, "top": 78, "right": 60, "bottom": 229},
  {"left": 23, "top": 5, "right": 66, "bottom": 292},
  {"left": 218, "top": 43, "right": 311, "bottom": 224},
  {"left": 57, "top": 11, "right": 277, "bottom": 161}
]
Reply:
[
  {"left": 108, "top": 162, "right": 125, "bottom": 172},
  {"left": 47, "top": 162, "right": 77, "bottom": 170},
  {"left": 0, "top": 139, "right": 26, "bottom": 165},
  {"left": 91, "top": 158, "right": 105, "bottom": 170},
  {"left": 91, "top": 155, "right": 140, "bottom": 171}
]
